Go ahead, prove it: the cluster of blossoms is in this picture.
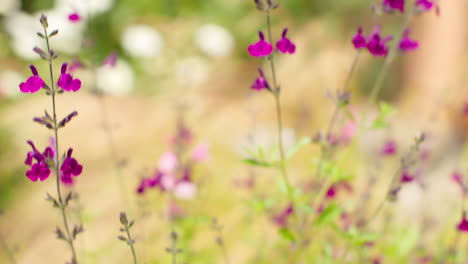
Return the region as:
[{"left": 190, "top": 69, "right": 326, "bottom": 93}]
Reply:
[
  {"left": 136, "top": 123, "right": 209, "bottom": 201},
  {"left": 20, "top": 15, "right": 83, "bottom": 186},
  {"left": 352, "top": 0, "right": 437, "bottom": 56}
]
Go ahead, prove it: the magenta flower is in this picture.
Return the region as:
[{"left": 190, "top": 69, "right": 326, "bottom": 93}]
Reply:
[
  {"left": 276, "top": 28, "right": 296, "bottom": 54},
  {"left": 68, "top": 12, "right": 81, "bottom": 23},
  {"left": 57, "top": 63, "right": 82, "bottom": 92},
  {"left": 102, "top": 51, "right": 118, "bottom": 67},
  {"left": 381, "top": 140, "right": 397, "bottom": 156},
  {"left": 191, "top": 142, "right": 209, "bottom": 162},
  {"left": 19, "top": 65, "right": 46, "bottom": 93},
  {"left": 273, "top": 204, "right": 294, "bottom": 227},
  {"left": 367, "top": 27, "right": 392, "bottom": 57},
  {"left": 24, "top": 140, "right": 53, "bottom": 182},
  {"left": 352, "top": 27, "right": 367, "bottom": 49},
  {"left": 60, "top": 148, "right": 83, "bottom": 185},
  {"left": 248, "top": 31, "right": 273, "bottom": 57},
  {"left": 325, "top": 181, "right": 352, "bottom": 200},
  {"left": 251, "top": 68, "right": 270, "bottom": 91},
  {"left": 399, "top": 29, "right": 419, "bottom": 51},
  {"left": 457, "top": 212, "right": 468, "bottom": 232},
  {"left": 382, "top": 0, "right": 405, "bottom": 13},
  {"left": 400, "top": 170, "right": 415, "bottom": 183},
  {"left": 416, "top": 0, "right": 434, "bottom": 11}
]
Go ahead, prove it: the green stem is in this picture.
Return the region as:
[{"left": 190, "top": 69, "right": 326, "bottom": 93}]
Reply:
[
  {"left": 125, "top": 225, "right": 138, "bottom": 264},
  {"left": 44, "top": 27, "right": 78, "bottom": 264}
]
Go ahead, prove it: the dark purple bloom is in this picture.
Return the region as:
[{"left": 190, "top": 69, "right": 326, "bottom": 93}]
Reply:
[
  {"left": 325, "top": 181, "right": 352, "bottom": 200},
  {"left": 457, "top": 212, "right": 468, "bottom": 232},
  {"left": 24, "top": 140, "right": 53, "bottom": 182},
  {"left": 381, "top": 140, "right": 397, "bottom": 156},
  {"left": 382, "top": 0, "right": 405, "bottom": 13},
  {"left": 60, "top": 148, "right": 83, "bottom": 185},
  {"left": 251, "top": 68, "right": 270, "bottom": 91},
  {"left": 19, "top": 65, "right": 46, "bottom": 93},
  {"left": 276, "top": 28, "right": 296, "bottom": 54},
  {"left": 416, "top": 0, "right": 434, "bottom": 11},
  {"left": 367, "top": 27, "right": 392, "bottom": 57},
  {"left": 248, "top": 31, "right": 273, "bottom": 57},
  {"left": 399, "top": 29, "right": 419, "bottom": 51},
  {"left": 400, "top": 170, "right": 415, "bottom": 183},
  {"left": 57, "top": 63, "right": 82, "bottom": 92},
  {"left": 68, "top": 12, "right": 81, "bottom": 22},
  {"left": 352, "top": 27, "right": 367, "bottom": 49}
]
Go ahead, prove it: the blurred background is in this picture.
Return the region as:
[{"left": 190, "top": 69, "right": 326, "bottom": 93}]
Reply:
[{"left": 0, "top": 0, "right": 467, "bottom": 263}]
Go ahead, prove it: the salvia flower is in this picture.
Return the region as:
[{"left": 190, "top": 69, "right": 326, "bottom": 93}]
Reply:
[
  {"left": 352, "top": 27, "right": 367, "bottom": 49},
  {"left": 248, "top": 31, "right": 273, "bottom": 57},
  {"left": 416, "top": 0, "right": 434, "bottom": 12},
  {"left": 68, "top": 12, "right": 81, "bottom": 23},
  {"left": 382, "top": 0, "right": 405, "bottom": 13},
  {"left": 60, "top": 148, "right": 83, "bottom": 185},
  {"left": 24, "top": 140, "right": 53, "bottom": 182},
  {"left": 367, "top": 27, "right": 393, "bottom": 57},
  {"left": 57, "top": 63, "right": 82, "bottom": 92},
  {"left": 399, "top": 29, "right": 419, "bottom": 51},
  {"left": 381, "top": 140, "right": 397, "bottom": 156},
  {"left": 400, "top": 170, "right": 415, "bottom": 183},
  {"left": 457, "top": 212, "right": 468, "bottom": 232},
  {"left": 19, "top": 65, "right": 46, "bottom": 93},
  {"left": 251, "top": 68, "right": 270, "bottom": 91},
  {"left": 276, "top": 28, "right": 296, "bottom": 54}
]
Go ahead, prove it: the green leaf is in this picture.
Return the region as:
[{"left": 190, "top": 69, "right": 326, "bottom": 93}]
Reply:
[
  {"left": 286, "top": 137, "right": 311, "bottom": 159},
  {"left": 278, "top": 228, "right": 295, "bottom": 242},
  {"left": 379, "top": 101, "right": 396, "bottom": 117},
  {"left": 242, "top": 158, "right": 273, "bottom": 167},
  {"left": 315, "top": 204, "right": 342, "bottom": 226}
]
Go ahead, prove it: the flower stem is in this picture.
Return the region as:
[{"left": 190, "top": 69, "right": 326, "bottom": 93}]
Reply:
[
  {"left": 125, "top": 224, "right": 138, "bottom": 264},
  {"left": 44, "top": 26, "right": 78, "bottom": 264}
]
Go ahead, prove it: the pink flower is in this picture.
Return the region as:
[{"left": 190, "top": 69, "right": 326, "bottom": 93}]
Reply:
[
  {"left": 251, "top": 68, "right": 270, "bottom": 91},
  {"left": 383, "top": 0, "right": 405, "bottom": 13},
  {"left": 399, "top": 29, "right": 419, "bottom": 51},
  {"left": 367, "top": 27, "right": 393, "bottom": 57},
  {"left": 416, "top": 0, "right": 434, "bottom": 11},
  {"left": 325, "top": 181, "right": 352, "bottom": 200},
  {"left": 457, "top": 212, "right": 468, "bottom": 232},
  {"left": 68, "top": 12, "right": 81, "bottom": 23},
  {"left": 400, "top": 170, "right": 415, "bottom": 183},
  {"left": 276, "top": 28, "right": 296, "bottom": 54},
  {"left": 24, "top": 140, "right": 53, "bottom": 182},
  {"left": 57, "top": 63, "right": 81, "bottom": 92},
  {"left": 352, "top": 27, "right": 367, "bottom": 49},
  {"left": 381, "top": 140, "right": 397, "bottom": 156},
  {"left": 192, "top": 142, "right": 209, "bottom": 162},
  {"left": 340, "top": 121, "right": 358, "bottom": 144},
  {"left": 60, "top": 148, "right": 83, "bottom": 185},
  {"left": 173, "top": 182, "right": 197, "bottom": 200},
  {"left": 248, "top": 31, "right": 273, "bottom": 57},
  {"left": 102, "top": 51, "right": 118, "bottom": 67},
  {"left": 158, "top": 152, "right": 178, "bottom": 174},
  {"left": 273, "top": 204, "right": 294, "bottom": 227},
  {"left": 19, "top": 65, "right": 46, "bottom": 93}
]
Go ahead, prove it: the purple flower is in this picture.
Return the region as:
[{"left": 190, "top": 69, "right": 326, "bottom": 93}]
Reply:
[
  {"left": 273, "top": 204, "right": 294, "bottom": 227},
  {"left": 352, "top": 27, "right": 367, "bottom": 49},
  {"left": 57, "top": 63, "right": 82, "bottom": 92},
  {"left": 276, "top": 28, "right": 296, "bottom": 54},
  {"left": 68, "top": 12, "right": 81, "bottom": 23},
  {"left": 248, "top": 31, "right": 273, "bottom": 57},
  {"left": 19, "top": 65, "right": 46, "bottom": 93},
  {"left": 102, "top": 51, "right": 118, "bottom": 67},
  {"left": 381, "top": 140, "right": 397, "bottom": 156},
  {"left": 251, "top": 68, "right": 270, "bottom": 91},
  {"left": 399, "top": 29, "right": 419, "bottom": 51},
  {"left": 400, "top": 170, "right": 415, "bottom": 183},
  {"left": 457, "top": 212, "right": 468, "bottom": 232},
  {"left": 367, "top": 27, "right": 392, "bottom": 57},
  {"left": 382, "top": 0, "right": 405, "bottom": 13},
  {"left": 24, "top": 140, "right": 53, "bottom": 182},
  {"left": 416, "top": 0, "right": 434, "bottom": 11},
  {"left": 60, "top": 148, "right": 83, "bottom": 185}
]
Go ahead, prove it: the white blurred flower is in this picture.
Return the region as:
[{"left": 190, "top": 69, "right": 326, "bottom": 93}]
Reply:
[
  {"left": 194, "top": 24, "right": 234, "bottom": 58},
  {"left": 158, "top": 152, "right": 178, "bottom": 174},
  {"left": 0, "top": 0, "right": 19, "bottom": 15},
  {"left": 96, "top": 60, "right": 134, "bottom": 96},
  {"left": 0, "top": 70, "right": 24, "bottom": 97},
  {"left": 173, "top": 182, "right": 197, "bottom": 200},
  {"left": 4, "top": 10, "right": 84, "bottom": 59},
  {"left": 121, "top": 25, "right": 164, "bottom": 58},
  {"left": 175, "top": 56, "right": 209, "bottom": 86},
  {"left": 56, "top": 0, "right": 115, "bottom": 16}
]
